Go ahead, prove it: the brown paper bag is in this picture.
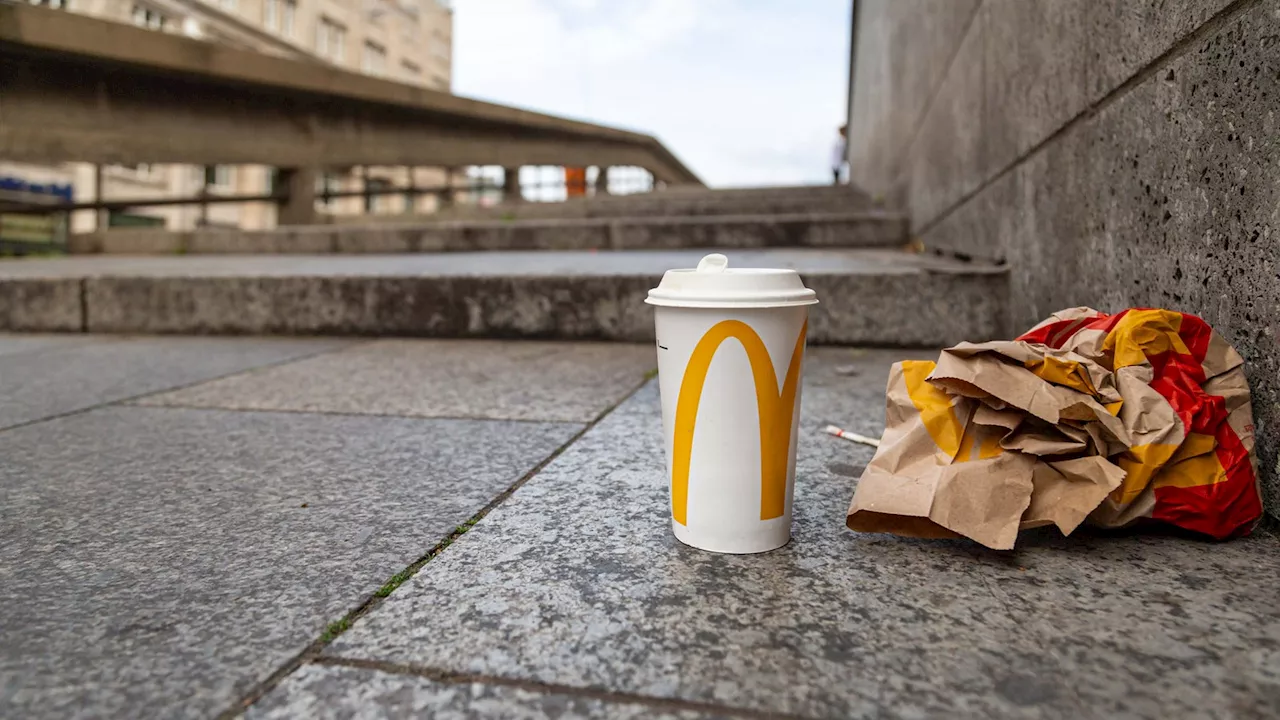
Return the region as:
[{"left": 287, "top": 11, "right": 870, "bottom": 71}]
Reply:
[{"left": 846, "top": 308, "right": 1263, "bottom": 549}]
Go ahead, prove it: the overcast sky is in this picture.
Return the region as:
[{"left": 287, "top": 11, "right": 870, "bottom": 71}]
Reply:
[{"left": 451, "top": 0, "right": 852, "bottom": 188}]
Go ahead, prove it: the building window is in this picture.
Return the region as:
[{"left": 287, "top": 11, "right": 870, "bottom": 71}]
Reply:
[
  {"left": 401, "top": 60, "right": 421, "bottom": 82},
  {"left": 108, "top": 211, "right": 165, "bottom": 228},
  {"left": 106, "top": 163, "right": 159, "bottom": 181},
  {"left": 29, "top": 0, "right": 72, "bottom": 10},
  {"left": 204, "top": 165, "right": 235, "bottom": 190},
  {"left": 362, "top": 42, "right": 386, "bottom": 77},
  {"left": 316, "top": 18, "right": 345, "bottom": 64},
  {"left": 216, "top": 0, "right": 236, "bottom": 11},
  {"left": 264, "top": 0, "right": 295, "bottom": 38},
  {"left": 366, "top": 177, "right": 391, "bottom": 213},
  {"left": 315, "top": 173, "right": 339, "bottom": 209},
  {"left": 131, "top": 3, "right": 168, "bottom": 31},
  {"left": 431, "top": 75, "right": 449, "bottom": 91}
]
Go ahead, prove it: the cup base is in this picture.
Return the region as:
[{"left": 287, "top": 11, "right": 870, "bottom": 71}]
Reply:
[{"left": 671, "top": 519, "right": 791, "bottom": 554}]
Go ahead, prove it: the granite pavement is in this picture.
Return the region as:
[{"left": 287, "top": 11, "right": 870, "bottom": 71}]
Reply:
[
  {"left": 314, "top": 348, "right": 1280, "bottom": 720},
  {"left": 4, "top": 334, "right": 1279, "bottom": 719},
  {"left": 0, "top": 334, "right": 655, "bottom": 719},
  {"left": 136, "top": 339, "right": 656, "bottom": 423},
  {"left": 0, "top": 334, "right": 351, "bottom": 430}
]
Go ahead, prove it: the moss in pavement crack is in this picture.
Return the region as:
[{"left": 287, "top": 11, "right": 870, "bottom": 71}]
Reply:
[
  {"left": 320, "top": 617, "right": 351, "bottom": 643},
  {"left": 372, "top": 518, "right": 482, "bottom": 600}
]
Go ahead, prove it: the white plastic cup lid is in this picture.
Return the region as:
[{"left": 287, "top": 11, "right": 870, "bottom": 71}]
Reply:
[{"left": 645, "top": 253, "right": 819, "bottom": 309}]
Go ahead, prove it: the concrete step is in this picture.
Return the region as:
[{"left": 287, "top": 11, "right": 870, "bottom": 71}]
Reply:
[
  {"left": 336, "top": 184, "right": 876, "bottom": 224},
  {"left": 650, "top": 183, "right": 864, "bottom": 197},
  {"left": 583, "top": 190, "right": 875, "bottom": 219},
  {"left": 0, "top": 249, "right": 1007, "bottom": 346},
  {"left": 72, "top": 211, "right": 907, "bottom": 255}
]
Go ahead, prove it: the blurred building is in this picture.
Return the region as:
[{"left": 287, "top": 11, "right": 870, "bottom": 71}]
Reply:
[{"left": 0, "top": 0, "right": 455, "bottom": 231}]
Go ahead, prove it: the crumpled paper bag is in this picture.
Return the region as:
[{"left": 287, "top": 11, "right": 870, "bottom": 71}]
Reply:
[{"left": 846, "top": 307, "right": 1263, "bottom": 549}]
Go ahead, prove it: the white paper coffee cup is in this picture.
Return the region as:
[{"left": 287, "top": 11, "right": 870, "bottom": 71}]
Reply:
[{"left": 646, "top": 253, "right": 818, "bottom": 554}]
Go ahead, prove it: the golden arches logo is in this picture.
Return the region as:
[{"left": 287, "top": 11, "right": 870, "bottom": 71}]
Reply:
[{"left": 671, "top": 319, "right": 807, "bottom": 526}]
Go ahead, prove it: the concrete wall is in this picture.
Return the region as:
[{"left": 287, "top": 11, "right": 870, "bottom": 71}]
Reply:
[{"left": 848, "top": 0, "right": 1280, "bottom": 516}]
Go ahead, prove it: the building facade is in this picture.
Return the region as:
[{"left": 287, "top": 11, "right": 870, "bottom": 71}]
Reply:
[{"left": 0, "top": 0, "right": 454, "bottom": 233}]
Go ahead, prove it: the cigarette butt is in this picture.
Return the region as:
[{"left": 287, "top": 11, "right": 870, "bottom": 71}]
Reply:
[{"left": 823, "top": 424, "right": 881, "bottom": 448}]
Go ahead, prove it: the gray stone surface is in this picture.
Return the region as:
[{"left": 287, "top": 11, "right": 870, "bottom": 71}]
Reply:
[
  {"left": 0, "top": 276, "right": 81, "bottom": 331},
  {"left": 248, "top": 664, "right": 727, "bottom": 720},
  {"left": 585, "top": 192, "right": 873, "bottom": 219},
  {"left": 852, "top": 0, "right": 1237, "bottom": 229},
  {"left": 69, "top": 227, "right": 182, "bottom": 255},
  {"left": 378, "top": 185, "right": 874, "bottom": 224},
  {"left": 0, "top": 335, "right": 350, "bottom": 430},
  {"left": 923, "top": 1, "right": 1280, "bottom": 514},
  {"left": 138, "top": 340, "right": 656, "bottom": 423},
  {"left": 981, "top": 0, "right": 1091, "bottom": 177},
  {"left": 0, "top": 248, "right": 972, "bottom": 278},
  {"left": 72, "top": 228, "right": 343, "bottom": 256},
  {"left": 78, "top": 212, "right": 905, "bottom": 256},
  {"left": 327, "top": 348, "right": 1280, "bottom": 719},
  {"left": 0, "top": 332, "right": 97, "bottom": 357},
  {"left": 1086, "top": 0, "right": 1235, "bottom": 98},
  {"left": 608, "top": 213, "right": 903, "bottom": 251},
  {"left": 192, "top": 228, "right": 338, "bottom": 255},
  {"left": 804, "top": 266, "right": 1006, "bottom": 347},
  {"left": 0, "top": 405, "right": 581, "bottom": 720},
  {"left": 904, "top": 5, "right": 986, "bottom": 226},
  {"left": 981, "top": 0, "right": 1236, "bottom": 185},
  {"left": 0, "top": 249, "right": 1008, "bottom": 346},
  {"left": 847, "top": 0, "right": 982, "bottom": 202}
]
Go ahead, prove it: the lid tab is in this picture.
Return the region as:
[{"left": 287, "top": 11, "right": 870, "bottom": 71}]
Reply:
[{"left": 696, "top": 253, "right": 729, "bottom": 273}]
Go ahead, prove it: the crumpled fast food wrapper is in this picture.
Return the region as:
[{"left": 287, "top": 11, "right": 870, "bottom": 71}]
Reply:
[{"left": 846, "top": 307, "right": 1264, "bottom": 550}]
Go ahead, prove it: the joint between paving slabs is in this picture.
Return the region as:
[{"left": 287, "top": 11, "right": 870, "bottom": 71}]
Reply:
[
  {"left": 120, "top": 402, "right": 601, "bottom": 427},
  {"left": 307, "top": 655, "right": 819, "bottom": 720},
  {"left": 78, "top": 278, "right": 89, "bottom": 332},
  {"left": 0, "top": 338, "right": 368, "bottom": 437},
  {"left": 120, "top": 337, "right": 376, "bottom": 407},
  {"left": 218, "top": 370, "right": 656, "bottom": 719}
]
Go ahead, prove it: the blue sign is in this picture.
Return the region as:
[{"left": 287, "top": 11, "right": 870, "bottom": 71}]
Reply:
[{"left": 0, "top": 175, "right": 74, "bottom": 202}]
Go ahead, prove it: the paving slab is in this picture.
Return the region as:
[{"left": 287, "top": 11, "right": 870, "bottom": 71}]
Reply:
[
  {"left": 0, "top": 405, "right": 582, "bottom": 720},
  {"left": 0, "top": 335, "right": 351, "bottom": 430},
  {"left": 137, "top": 340, "right": 654, "bottom": 423},
  {"left": 0, "top": 249, "right": 1009, "bottom": 346},
  {"left": 324, "top": 348, "right": 1280, "bottom": 719},
  {"left": 0, "top": 332, "right": 99, "bottom": 357},
  {"left": 247, "top": 664, "right": 727, "bottom": 720}
]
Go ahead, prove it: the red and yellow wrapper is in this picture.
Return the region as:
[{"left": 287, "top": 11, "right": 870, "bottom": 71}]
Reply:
[{"left": 846, "top": 307, "right": 1263, "bottom": 549}]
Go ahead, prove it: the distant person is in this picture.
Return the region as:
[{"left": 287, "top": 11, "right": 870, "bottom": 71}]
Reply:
[{"left": 831, "top": 125, "right": 847, "bottom": 184}]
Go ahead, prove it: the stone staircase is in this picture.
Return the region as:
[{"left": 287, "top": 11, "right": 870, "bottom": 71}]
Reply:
[
  {"left": 394, "top": 183, "right": 880, "bottom": 221},
  {"left": 72, "top": 211, "right": 906, "bottom": 255},
  {"left": 7, "top": 186, "right": 1009, "bottom": 346},
  {"left": 72, "top": 186, "right": 901, "bottom": 256}
]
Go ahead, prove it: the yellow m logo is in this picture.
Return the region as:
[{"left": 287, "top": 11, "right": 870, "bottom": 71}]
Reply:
[{"left": 671, "top": 319, "right": 807, "bottom": 526}]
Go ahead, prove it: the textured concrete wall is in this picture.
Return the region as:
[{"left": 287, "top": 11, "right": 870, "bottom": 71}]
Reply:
[
  {"left": 849, "top": 0, "right": 1280, "bottom": 516},
  {"left": 846, "top": 0, "right": 982, "bottom": 204}
]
